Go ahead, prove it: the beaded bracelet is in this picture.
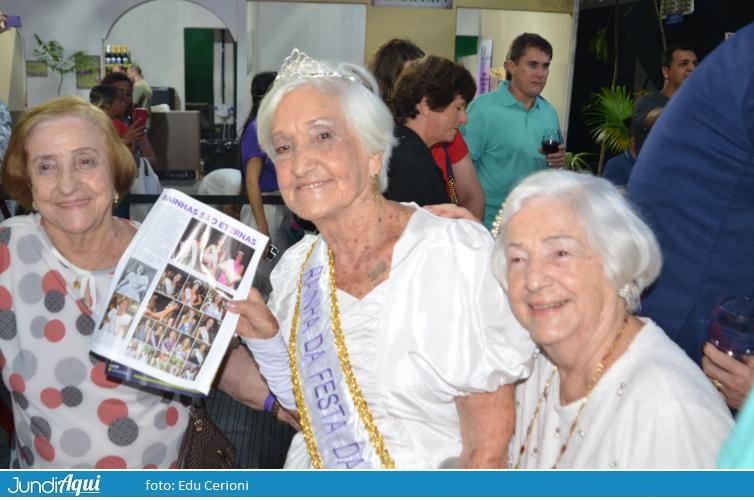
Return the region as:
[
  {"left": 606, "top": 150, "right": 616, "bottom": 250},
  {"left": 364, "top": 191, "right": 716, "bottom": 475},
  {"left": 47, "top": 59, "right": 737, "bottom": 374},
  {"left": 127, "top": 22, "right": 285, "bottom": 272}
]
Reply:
[{"left": 263, "top": 392, "right": 276, "bottom": 413}]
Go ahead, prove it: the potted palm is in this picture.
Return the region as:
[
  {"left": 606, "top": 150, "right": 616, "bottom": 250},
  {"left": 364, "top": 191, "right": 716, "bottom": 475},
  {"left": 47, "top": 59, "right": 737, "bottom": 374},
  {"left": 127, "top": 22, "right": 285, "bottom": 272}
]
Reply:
[{"left": 583, "top": 86, "right": 634, "bottom": 176}]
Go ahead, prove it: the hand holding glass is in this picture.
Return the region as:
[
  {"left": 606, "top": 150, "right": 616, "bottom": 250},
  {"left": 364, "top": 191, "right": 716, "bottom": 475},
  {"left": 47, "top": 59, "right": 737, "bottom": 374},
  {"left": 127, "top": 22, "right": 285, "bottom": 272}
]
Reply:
[
  {"left": 709, "top": 297, "right": 754, "bottom": 359},
  {"left": 541, "top": 129, "right": 563, "bottom": 167}
]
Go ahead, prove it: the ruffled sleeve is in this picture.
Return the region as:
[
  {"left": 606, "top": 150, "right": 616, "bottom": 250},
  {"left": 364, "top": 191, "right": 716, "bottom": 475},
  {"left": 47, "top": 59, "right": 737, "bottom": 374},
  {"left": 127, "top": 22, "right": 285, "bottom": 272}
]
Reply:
[
  {"left": 241, "top": 235, "right": 318, "bottom": 410},
  {"left": 384, "top": 210, "right": 534, "bottom": 400}
]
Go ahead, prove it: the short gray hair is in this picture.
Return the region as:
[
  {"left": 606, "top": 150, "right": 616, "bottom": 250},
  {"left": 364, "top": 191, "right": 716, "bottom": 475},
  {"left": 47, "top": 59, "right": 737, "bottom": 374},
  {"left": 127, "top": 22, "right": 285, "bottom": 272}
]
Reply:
[
  {"left": 491, "top": 170, "right": 662, "bottom": 312},
  {"left": 256, "top": 61, "right": 396, "bottom": 192}
]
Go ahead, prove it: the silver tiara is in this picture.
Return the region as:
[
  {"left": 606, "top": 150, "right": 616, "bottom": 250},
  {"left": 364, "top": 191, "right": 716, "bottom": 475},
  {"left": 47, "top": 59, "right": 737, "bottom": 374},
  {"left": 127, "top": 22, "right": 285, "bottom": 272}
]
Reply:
[{"left": 274, "top": 48, "right": 368, "bottom": 89}]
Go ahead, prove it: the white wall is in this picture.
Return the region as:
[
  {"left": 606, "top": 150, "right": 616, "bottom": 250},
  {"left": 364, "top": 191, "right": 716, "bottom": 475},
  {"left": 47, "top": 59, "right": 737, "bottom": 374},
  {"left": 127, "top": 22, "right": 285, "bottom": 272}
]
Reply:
[
  {"left": 106, "top": 0, "right": 227, "bottom": 111},
  {"left": 2, "top": 0, "right": 246, "bottom": 115},
  {"left": 248, "top": 1, "right": 366, "bottom": 75},
  {"left": 458, "top": 8, "right": 573, "bottom": 130}
]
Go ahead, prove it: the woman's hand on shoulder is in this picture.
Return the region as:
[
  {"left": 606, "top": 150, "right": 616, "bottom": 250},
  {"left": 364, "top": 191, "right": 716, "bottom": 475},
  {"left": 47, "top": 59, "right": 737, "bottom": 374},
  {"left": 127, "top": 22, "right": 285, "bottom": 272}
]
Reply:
[
  {"left": 226, "top": 288, "right": 279, "bottom": 340},
  {"left": 425, "top": 204, "right": 480, "bottom": 224}
]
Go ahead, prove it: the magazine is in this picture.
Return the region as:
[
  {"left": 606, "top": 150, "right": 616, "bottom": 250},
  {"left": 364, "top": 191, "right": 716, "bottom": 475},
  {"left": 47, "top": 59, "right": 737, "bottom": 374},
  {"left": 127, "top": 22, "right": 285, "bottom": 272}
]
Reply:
[{"left": 90, "top": 188, "right": 269, "bottom": 396}]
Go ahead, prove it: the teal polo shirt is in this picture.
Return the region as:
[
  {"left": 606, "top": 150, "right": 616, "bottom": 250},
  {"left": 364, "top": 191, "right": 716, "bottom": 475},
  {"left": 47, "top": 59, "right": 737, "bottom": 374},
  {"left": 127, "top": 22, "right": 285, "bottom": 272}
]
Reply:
[
  {"left": 461, "top": 82, "right": 561, "bottom": 229},
  {"left": 718, "top": 392, "right": 754, "bottom": 468}
]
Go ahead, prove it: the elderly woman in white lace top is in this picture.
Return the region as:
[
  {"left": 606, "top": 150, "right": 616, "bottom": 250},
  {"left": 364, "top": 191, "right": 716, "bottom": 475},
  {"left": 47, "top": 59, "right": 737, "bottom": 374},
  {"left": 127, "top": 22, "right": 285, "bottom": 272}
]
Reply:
[
  {"left": 492, "top": 170, "right": 733, "bottom": 468},
  {"left": 227, "top": 49, "right": 535, "bottom": 469}
]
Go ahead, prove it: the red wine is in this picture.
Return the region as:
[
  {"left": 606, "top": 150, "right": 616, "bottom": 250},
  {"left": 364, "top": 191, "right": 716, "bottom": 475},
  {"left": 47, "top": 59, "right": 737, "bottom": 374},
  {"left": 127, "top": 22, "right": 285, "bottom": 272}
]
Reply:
[{"left": 541, "top": 140, "right": 560, "bottom": 155}]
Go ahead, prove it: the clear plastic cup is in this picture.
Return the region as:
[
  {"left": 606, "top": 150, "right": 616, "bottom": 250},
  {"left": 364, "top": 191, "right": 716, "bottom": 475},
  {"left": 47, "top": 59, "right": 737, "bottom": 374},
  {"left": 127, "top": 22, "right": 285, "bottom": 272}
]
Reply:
[{"left": 709, "top": 297, "right": 754, "bottom": 359}]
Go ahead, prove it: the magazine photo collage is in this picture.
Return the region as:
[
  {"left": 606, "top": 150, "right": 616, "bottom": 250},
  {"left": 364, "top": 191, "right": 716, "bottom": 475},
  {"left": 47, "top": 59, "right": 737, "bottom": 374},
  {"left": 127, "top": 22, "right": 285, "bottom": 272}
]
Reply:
[{"left": 100, "top": 218, "right": 255, "bottom": 382}]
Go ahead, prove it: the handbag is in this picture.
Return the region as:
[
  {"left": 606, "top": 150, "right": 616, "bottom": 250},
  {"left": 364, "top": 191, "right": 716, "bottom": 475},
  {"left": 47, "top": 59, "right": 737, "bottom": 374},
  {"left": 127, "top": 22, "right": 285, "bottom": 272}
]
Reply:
[
  {"left": 130, "top": 156, "right": 163, "bottom": 221},
  {"left": 178, "top": 400, "right": 236, "bottom": 469},
  {"left": 132, "top": 156, "right": 163, "bottom": 195}
]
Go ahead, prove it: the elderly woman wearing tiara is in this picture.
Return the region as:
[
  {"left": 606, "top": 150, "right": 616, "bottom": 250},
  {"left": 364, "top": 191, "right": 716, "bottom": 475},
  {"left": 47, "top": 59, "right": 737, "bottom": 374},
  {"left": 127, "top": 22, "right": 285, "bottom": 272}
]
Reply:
[{"left": 228, "top": 49, "right": 534, "bottom": 469}]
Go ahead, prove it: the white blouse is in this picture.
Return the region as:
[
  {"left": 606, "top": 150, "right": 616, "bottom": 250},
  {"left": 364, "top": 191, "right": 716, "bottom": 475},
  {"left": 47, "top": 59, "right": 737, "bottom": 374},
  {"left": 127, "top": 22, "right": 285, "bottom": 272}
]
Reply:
[
  {"left": 511, "top": 319, "right": 734, "bottom": 469},
  {"left": 246, "top": 207, "right": 535, "bottom": 468}
]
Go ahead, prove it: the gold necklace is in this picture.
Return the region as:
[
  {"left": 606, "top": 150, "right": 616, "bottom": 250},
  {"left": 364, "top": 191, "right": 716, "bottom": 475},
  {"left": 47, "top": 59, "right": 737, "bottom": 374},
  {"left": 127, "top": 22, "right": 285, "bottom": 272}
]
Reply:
[
  {"left": 514, "top": 314, "right": 629, "bottom": 469},
  {"left": 288, "top": 241, "right": 395, "bottom": 469}
]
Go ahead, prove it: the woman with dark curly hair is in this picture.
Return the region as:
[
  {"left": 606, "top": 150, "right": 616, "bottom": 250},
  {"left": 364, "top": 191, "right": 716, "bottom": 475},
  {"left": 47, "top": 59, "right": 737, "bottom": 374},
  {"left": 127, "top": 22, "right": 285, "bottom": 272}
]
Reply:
[{"left": 384, "top": 55, "right": 476, "bottom": 207}]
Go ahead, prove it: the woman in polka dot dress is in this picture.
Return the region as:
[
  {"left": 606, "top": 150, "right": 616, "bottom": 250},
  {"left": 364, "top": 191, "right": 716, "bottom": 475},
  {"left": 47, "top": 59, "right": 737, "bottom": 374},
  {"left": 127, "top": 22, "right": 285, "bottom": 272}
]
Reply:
[
  {"left": 0, "top": 96, "right": 194, "bottom": 468},
  {"left": 0, "top": 96, "right": 295, "bottom": 468}
]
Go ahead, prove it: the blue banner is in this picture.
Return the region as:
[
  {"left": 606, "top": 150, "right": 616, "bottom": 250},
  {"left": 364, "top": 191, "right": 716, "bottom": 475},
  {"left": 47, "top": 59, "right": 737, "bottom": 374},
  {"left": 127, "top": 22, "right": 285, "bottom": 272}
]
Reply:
[{"left": 0, "top": 470, "right": 752, "bottom": 497}]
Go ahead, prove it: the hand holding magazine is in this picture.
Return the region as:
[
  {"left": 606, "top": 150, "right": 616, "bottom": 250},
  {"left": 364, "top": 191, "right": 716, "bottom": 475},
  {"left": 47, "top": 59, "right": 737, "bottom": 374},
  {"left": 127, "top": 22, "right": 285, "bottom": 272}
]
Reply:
[{"left": 90, "top": 189, "right": 269, "bottom": 396}]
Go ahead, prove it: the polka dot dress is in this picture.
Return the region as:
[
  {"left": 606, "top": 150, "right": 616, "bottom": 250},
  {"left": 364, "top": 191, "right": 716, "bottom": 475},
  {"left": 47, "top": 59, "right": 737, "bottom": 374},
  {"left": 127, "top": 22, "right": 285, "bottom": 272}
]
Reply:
[{"left": 0, "top": 215, "right": 188, "bottom": 468}]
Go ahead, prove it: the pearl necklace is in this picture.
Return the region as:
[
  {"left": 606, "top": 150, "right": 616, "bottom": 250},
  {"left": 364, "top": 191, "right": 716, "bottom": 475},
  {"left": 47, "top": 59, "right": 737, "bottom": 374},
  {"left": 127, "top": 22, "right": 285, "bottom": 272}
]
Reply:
[{"left": 514, "top": 314, "right": 629, "bottom": 469}]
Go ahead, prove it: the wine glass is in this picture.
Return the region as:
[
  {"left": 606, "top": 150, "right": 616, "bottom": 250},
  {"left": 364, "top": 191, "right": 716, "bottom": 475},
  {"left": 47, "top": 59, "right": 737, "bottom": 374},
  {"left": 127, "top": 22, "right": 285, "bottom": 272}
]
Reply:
[
  {"left": 541, "top": 129, "right": 563, "bottom": 168},
  {"left": 709, "top": 297, "right": 754, "bottom": 359}
]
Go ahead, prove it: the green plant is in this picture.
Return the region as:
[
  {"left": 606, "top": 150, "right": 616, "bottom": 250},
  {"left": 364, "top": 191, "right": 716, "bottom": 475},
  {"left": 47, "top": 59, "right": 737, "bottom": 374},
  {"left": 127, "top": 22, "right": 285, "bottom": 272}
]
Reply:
[
  {"left": 583, "top": 86, "right": 634, "bottom": 175},
  {"left": 33, "top": 34, "right": 86, "bottom": 95},
  {"left": 564, "top": 151, "right": 593, "bottom": 172},
  {"left": 588, "top": 27, "right": 609, "bottom": 65}
]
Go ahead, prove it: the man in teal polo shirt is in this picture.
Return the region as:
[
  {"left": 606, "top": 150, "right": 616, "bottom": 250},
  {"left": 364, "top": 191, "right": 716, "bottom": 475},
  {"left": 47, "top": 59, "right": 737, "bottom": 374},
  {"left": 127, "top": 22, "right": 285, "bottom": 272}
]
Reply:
[{"left": 462, "top": 33, "right": 564, "bottom": 229}]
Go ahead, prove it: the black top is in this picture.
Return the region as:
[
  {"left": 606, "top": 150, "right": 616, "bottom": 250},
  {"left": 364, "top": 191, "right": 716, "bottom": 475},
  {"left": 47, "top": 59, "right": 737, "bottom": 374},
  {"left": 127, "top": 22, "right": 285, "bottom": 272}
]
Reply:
[{"left": 384, "top": 125, "right": 450, "bottom": 206}]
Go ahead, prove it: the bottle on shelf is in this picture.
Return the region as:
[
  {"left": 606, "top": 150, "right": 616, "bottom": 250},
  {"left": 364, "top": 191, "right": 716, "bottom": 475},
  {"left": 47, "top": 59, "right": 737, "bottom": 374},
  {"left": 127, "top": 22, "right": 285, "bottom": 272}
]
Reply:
[
  {"left": 105, "top": 44, "right": 112, "bottom": 64},
  {"left": 122, "top": 45, "right": 130, "bottom": 65}
]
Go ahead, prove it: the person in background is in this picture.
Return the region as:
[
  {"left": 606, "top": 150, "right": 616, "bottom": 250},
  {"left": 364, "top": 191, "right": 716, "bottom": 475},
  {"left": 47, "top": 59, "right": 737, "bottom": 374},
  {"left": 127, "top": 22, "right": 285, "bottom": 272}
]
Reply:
[
  {"left": 462, "top": 33, "right": 564, "bottom": 229},
  {"left": 371, "top": 39, "right": 485, "bottom": 220},
  {"left": 0, "top": 98, "right": 11, "bottom": 166},
  {"left": 232, "top": 49, "right": 534, "bottom": 469},
  {"left": 371, "top": 38, "right": 425, "bottom": 103},
  {"left": 494, "top": 170, "right": 732, "bottom": 468},
  {"left": 632, "top": 44, "right": 698, "bottom": 152},
  {"left": 239, "top": 71, "right": 290, "bottom": 297},
  {"left": 0, "top": 97, "right": 13, "bottom": 219},
  {"left": 602, "top": 117, "right": 637, "bottom": 189},
  {"left": 240, "top": 71, "right": 282, "bottom": 241},
  {"left": 101, "top": 71, "right": 157, "bottom": 166},
  {"left": 385, "top": 56, "right": 474, "bottom": 207},
  {"left": 126, "top": 64, "right": 152, "bottom": 128},
  {"left": 627, "top": 24, "right": 754, "bottom": 410},
  {"left": 89, "top": 85, "right": 130, "bottom": 138}
]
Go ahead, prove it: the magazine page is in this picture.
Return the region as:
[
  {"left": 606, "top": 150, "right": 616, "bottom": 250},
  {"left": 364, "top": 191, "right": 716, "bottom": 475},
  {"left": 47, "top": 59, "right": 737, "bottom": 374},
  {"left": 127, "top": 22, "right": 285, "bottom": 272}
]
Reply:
[{"left": 90, "top": 188, "right": 269, "bottom": 395}]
